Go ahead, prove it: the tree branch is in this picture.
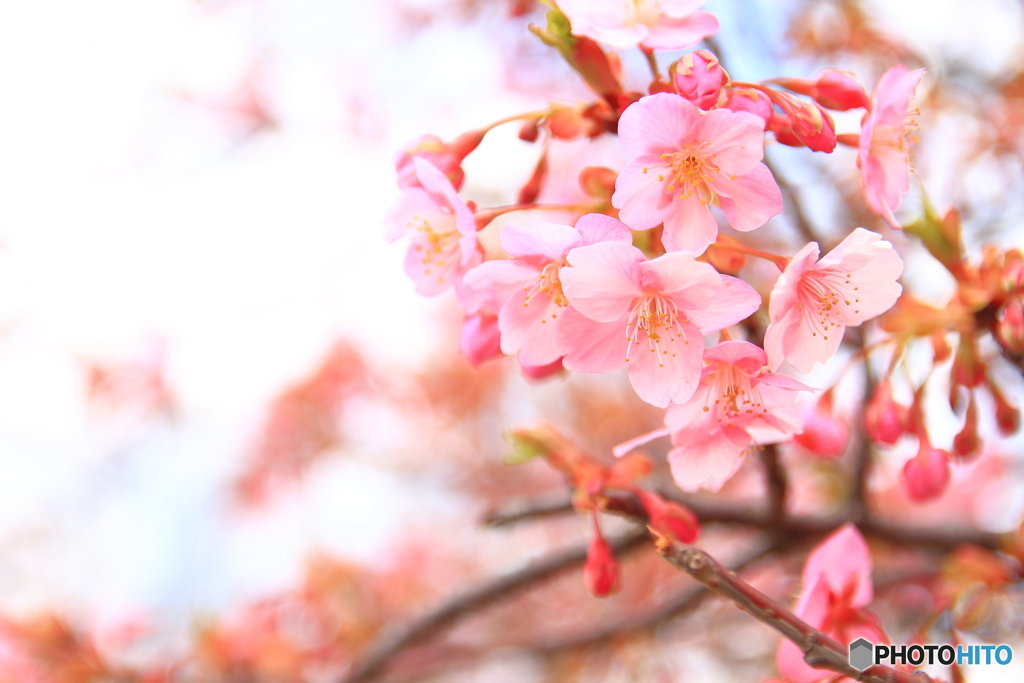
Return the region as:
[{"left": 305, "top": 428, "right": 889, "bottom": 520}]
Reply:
[
  {"left": 339, "top": 528, "right": 650, "bottom": 683},
  {"left": 761, "top": 444, "right": 788, "bottom": 529},
  {"left": 656, "top": 540, "right": 936, "bottom": 683}
]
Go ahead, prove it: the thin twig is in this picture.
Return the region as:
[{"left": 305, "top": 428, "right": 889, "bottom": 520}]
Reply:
[
  {"left": 486, "top": 490, "right": 1002, "bottom": 551},
  {"left": 761, "top": 444, "right": 788, "bottom": 529},
  {"left": 850, "top": 339, "right": 876, "bottom": 521},
  {"left": 656, "top": 540, "right": 936, "bottom": 683},
  {"left": 339, "top": 528, "right": 649, "bottom": 683}
]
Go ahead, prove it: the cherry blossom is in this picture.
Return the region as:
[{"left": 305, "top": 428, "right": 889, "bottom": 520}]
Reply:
[
  {"left": 662, "top": 341, "right": 810, "bottom": 491},
  {"left": 557, "top": 0, "right": 719, "bottom": 51},
  {"left": 670, "top": 49, "right": 728, "bottom": 109},
  {"left": 464, "top": 214, "right": 632, "bottom": 368},
  {"left": 901, "top": 442, "right": 951, "bottom": 501},
  {"left": 777, "top": 524, "right": 887, "bottom": 683},
  {"left": 558, "top": 243, "right": 761, "bottom": 407},
  {"left": 858, "top": 65, "right": 926, "bottom": 229},
  {"left": 765, "top": 228, "right": 903, "bottom": 374},
  {"left": 611, "top": 93, "right": 782, "bottom": 254},
  {"left": 383, "top": 158, "right": 481, "bottom": 301}
]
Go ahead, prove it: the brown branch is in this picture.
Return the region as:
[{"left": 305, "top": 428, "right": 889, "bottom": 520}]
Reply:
[
  {"left": 656, "top": 540, "right": 936, "bottom": 683},
  {"left": 850, "top": 339, "right": 876, "bottom": 521},
  {"left": 339, "top": 527, "right": 650, "bottom": 683},
  {"left": 761, "top": 444, "right": 788, "bottom": 529},
  {"left": 486, "top": 490, "right": 1002, "bottom": 551}
]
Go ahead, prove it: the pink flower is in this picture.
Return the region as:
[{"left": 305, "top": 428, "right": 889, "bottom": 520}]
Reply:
[
  {"left": 394, "top": 131, "right": 485, "bottom": 190},
  {"left": 670, "top": 49, "right": 728, "bottom": 109},
  {"left": 463, "top": 214, "right": 632, "bottom": 368},
  {"left": 858, "top": 66, "right": 925, "bottom": 229},
  {"left": 662, "top": 341, "right": 810, "bottom": 491},
  {"left": 612, "top": 93, "right": 782, "bottom": 254},
  {"left": 558, "top": 244, "right": 761, "bottom": 407},
  {"left": 557, "top": 0, "right": 719, "bottom": 51},
  {"left": 901, "top": 443, "right": 951, "bottom": 501},
  {"left": 459, "top": 312, "right": 502, "bottom": 367},
  {"left": 384, "top": 158, "right": 481, "bottom": 301},
  {"left": 777, "top": 524, "right": 887, "bottom": 683},
  {"left": 765, "top": 229, "right": 903, "bottom": 374}
]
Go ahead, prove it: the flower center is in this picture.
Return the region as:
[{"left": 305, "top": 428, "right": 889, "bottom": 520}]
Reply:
[
  {"left": 658, "top": 142, "right": 723, "bottom": 205},
  {"left": 628, "top": 0, "right": 661, "bottom": 26},
  {"left": 523, "top": 260, "right": 569, "bottom": 322},
  {"left": 409, "top": 213, "right": 459, "bottom": 277},
  {"left": 798, "top": 268, "right": 860, "bottom": 340},
  {"left": 624, "top": 295, "right": 690, "bottom": 365},
  {"left": 703, "top": 363, "right": 768, "bottom": 426}
]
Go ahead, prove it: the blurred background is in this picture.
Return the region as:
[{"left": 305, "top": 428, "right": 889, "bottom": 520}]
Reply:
[{"left": 0, "top": 0, "right": 1022, "bottom": 681}]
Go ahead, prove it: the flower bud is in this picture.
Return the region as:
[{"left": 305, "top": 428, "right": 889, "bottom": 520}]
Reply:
[
  {"left": 951, "top": 337, "right": 986, "bottom": 388},
  {"left": 952, "top": 394, "right": 981, "bottom": 459},
  {"left": 720, "top": 86, "right": 773, "bottom": 123},
  {"left": 768, "top": 91, "right": 837, "bottom": 152},
  {"left": 707, "top": 235, "right": 746, "bottom": 274},
  {"left": 584, "top": 533, "right": 620, "bottom": 597},
  {"left": 634, "top": 489, "right": 699, "bottom": 543},
  {"left": 670, "top": 49, "right": 728, "bottom": 109},
  {"left": 774, "top": 69, "right": 869, "bottom": 111},
  {"left": 794, "top": 401, "right": 850, "bottom": 458},
  {"left": 579, "top": 166, "right": 618, "bottom": 200},
  {"left": 864, "top": 380, "right": 908, "bottom": 445},
  {"left": 459, "top": 312, "right": 502, "bottom": 367},
  {"left": 518, "top": 118, "right": 540, "bottom": 142},
  {"left": 517, "top": 154, "right": 548, "bottom": 204},
  {"left": 395, "top": 133, "right": 476, "bottom": 190},
  {"left": 988, "top": 381, "right": 1020, "bottom": 436},
  {"left": 996, "top": 296, "right": 1024, "bottom": 354},
  {"left": 606, "top": 453, "right": 653, "bottom": 488},
  {"left": 901, "top": 444, "right": 951, "bottom": 502}
]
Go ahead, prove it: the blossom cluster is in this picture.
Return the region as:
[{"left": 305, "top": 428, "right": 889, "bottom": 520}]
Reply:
[{"left": 384, "top": 2, "right": 1018, "bottom": 522}]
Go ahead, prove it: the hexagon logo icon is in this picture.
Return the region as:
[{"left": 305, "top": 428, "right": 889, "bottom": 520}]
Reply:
[{"left": 849, "top": 638, "right": 874, "bottom": 671}]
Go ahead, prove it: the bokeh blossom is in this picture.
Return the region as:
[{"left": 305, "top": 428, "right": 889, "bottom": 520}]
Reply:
[{"left": 557, "top": 0, "right": 719, "bottom": 51}]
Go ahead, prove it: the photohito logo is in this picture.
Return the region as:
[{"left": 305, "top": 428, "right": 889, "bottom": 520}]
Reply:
[{"left": 848, "top": 639, "right": 1013, "bottom": 671}]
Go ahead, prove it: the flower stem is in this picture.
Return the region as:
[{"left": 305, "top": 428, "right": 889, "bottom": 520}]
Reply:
[{"left": 707, "top": 241, "right": 791, "bottom": 271}]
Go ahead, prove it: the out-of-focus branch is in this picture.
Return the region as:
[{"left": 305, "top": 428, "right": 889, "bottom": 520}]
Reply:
[
  {"left": 761, "top": 444, "right": 788, "bottom": 529},
  {"left": 485, "top": 490, "right": 1002, "bottom": 551},
  {"left": 339, "top": 528, "right": 649, "bottom": 683},
  {"left": 763, "top": 152, "right": 819, "bottom": 245},
  {"left": 656, "top": 540, "right": 936, "bottom": 683},
  {"left": 850, "top": 339, "right": 876, "bottom": 520}
]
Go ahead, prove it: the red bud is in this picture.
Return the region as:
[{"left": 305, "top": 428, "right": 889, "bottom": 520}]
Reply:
[
  {"left": 864, "top": 380, "right": 908, "bottom": 445},
  {"left": 901, "top": 444, "right": 951, "bottom": 502},
  {"left": 584, "top": 525, "right": 620, "bottom": 597},
  {"left": 670, "top": 49, "right": 728, "bottom": 110},
  {"left": 635, "top": 489, "right": 700, "bottom": 544}
]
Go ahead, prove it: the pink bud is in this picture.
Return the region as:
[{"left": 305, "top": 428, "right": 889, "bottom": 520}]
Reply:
[
  {"left": 720, "top": 86, "right": 773, "bottom": 123},
  {"left": 774, "top": 69, "right": 869, "bottom": 111},
  {"left": 988, "top": 381, "right": 1020, "bottom": 437},
  {"left": 768, "top": 92, "right": 837, "bottom": 152},
  {"left": 997, "top": 296, "right": 1024, "bottom": 354},
  {"left": 864, "top": 381, "right": 908, "bottom": 445},
  {"left": 634, "top": 489, "right": 699, "bottom": 543},
  {"left": 519, "top": 357, "right": 564, "bottom": 380},
  {"left": 394, "top": 134, "right": 468, "bottom": 190},
  {"left": 794, "top": 404, "right": 850, "bottom": 458},
  {"left": 901, "top": 445, "right": 951, "bottom": 502},
  {"left": 459, "top": 312, "right": 502, "bottom": 367},
  {"left": 670, "top": 50, "right": 728, "bottom": 110},
  {"left": 584, "top": 534, "right": 620, "bottom": 597},
  {"left": 952, "top": 394, "right": 980, "bottom": 459}
]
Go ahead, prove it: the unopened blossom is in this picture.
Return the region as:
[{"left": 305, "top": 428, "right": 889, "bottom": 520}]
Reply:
[
  {"left": 558, "top": 243, "right": 761, "bottom": 407},
  {"left": 901, "top": 443, "right": 951, "bottom": 501},
  {"left": 459, "top": 311, "right": 502, "bottom": 367},
  {"left": 557, "top": 0, "right": 719, "bottom": 51},
  {"left": 767, "top": 92, "right": 837, "bottom": 153},
  {"left": 662, "top": 341, "right": 810, "bottom": 491},
  {"left": 670, "top": 49, "right": 728, "bottom": 109},
  {"left": 777, "top": 524, "right": 887, "bottom": 683},
  {"left": 383, "top": 158, "right": 481, "bottom": 301},
  {"left": 773, "top": 69, "right": 869, "bottom": 111},
  {"left": 765, "top": 228, "right": 903, "bottom": 374},
  {"left": 794, "top": 401, "right": 850, "bottom": 458},
  {"left": 864, "top": 379, "right": 908, "bottom": 445},
  {"left": 394, "top": 131, "right": 484, "bottom": 190},
  {"left": 612, "top": 93, "right": 782, "bottom": 254},
  {"left": 464, "top": 214, "right": 632, "bottom": 368},
  {"left": 859, "top": 65, "right": 926, "bottom": 229}
]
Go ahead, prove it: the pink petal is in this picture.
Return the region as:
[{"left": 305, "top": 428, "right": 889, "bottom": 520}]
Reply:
[
  {"left": 617, "top": 93, "right": 701, "bottom": 158},
  {"left": 715, "top": 162, "right": 783, "bottom": 232},
  {"left": 383, "top": 189, "right": 442, "bottom": 243},
  {"left": 660, "top": 193, "right": 719, "bottom": 254},
  {"left": 499, "top": 222, "right": 583, "bottom": 262},
  {"left": 694, "top": 108, "right": 766, "bottom": 176},
  {"left": 404, "top": 239, "right": 463, "bottom": 297},
  {"left": 702, "top": 340, "right": 766, "bottom": 369},
  {"left": 498, "top": 287, "right": 565, "bottom": 366},
  {"left": 659, "top": 0, "right": 706, "bottom": 17},
  {"left": 463, "top": 259, "right": 538, "bottom": 312},
  {"left": 678, "top": 274, "right": 761, "bottom": 333},
  {"left": 575, "top": 213, "right": 634, "bottom": 246},
  {"left": 612, "top": 157, "right": 674, "bottom": 231},
  {"left": 800, "top": 523, "right": 873, "bottom": 609},
  {"left": 558, "top": 308, "right": 628, "bottom": 374},
  {"left": 561, "top": 243, "right": 644, "bottom": 323},
  {"left": 781, "top": 305, "right": 843, "bottom": 374},
  {"left": 460, "top": 312, "right": 503, "bottom": 366},
  {"left": 768, "top": 242, "right": 819, "bottom": 322},
  {"left": 873, "top": 66, "right": 925, "bottom": 125},
  {"left": 637, "top": 250, "right": 704, "bottom": 293},
  {"left": 667, "top": 426, "right": 750, "bottom": 491},
  {"left": 626, "top": 321, "right": 703, "bottom": 407},
  {"left": 642, "top": 11, "right": 720, "bottom": 50}
]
